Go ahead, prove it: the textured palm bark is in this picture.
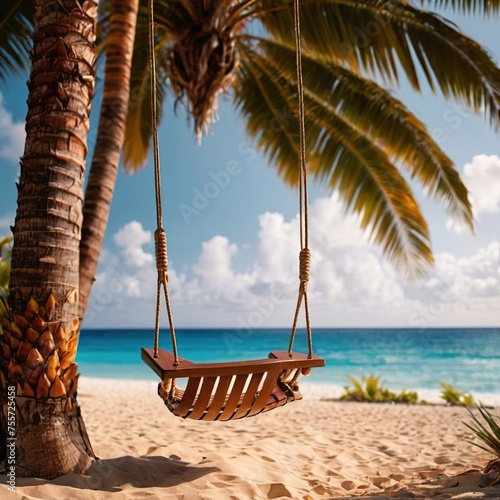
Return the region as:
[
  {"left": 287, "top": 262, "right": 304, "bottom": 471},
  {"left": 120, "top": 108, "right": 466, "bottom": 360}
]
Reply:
[
  {"left": 4, "top": 397, "right": 94, "bottom": 479},
  {"left": 0, "top": 0, "right": 98, "bottom": 478},
  {"left": 78, "top": 0, "right": 140, "bottom": 320}
]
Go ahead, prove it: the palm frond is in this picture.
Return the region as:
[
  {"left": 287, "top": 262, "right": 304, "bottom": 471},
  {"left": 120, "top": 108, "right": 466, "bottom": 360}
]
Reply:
[
  {"left": 158, "top": 0, "right": 240, "bottom": 139},
  {"left": 465, "top": 404, "right": 500, "bottom": 457},
  {"left": 421, "top": 0, "right": 500, "bottom": 16},
  {"left": 236, "top": 41, "right": 433, "bottom": 275},
  {"left": 304, "top": 100, "right": 434, "bottom": 274},
  {"left": 235, "top": 42, "right": 300, "bottom": 179},
  {"left": 258, "top": 0, "right": 500, "bottom": 129},
  {"left": 252, "top": 36, "right": 473, "bottom": 231},
  {"left": 0, "top": 0, "right": 33, "bottom": 81}
]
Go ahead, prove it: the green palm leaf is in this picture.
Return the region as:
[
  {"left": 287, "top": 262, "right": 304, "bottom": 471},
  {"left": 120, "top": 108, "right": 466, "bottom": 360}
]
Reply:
[
  {"left": 465, "top": 404, "right": 500, "bottom": 456},
  {"left": 422, "top": 0, "right": 500, "bottom": 15},
  {"left": 254, "top": 37, "right": 472, "bottom": 229},
  {"left": 0, "top": 0, "right": 33, "bottom": 81},
  {"left": 237, "top": 41, "right": 437, "bottom": 274},
  {"left": 235, "top": 42, "right": 300, "bottom": 179},
  {"left": 259, "top": 0, "right": 500, "bottom": 128}
]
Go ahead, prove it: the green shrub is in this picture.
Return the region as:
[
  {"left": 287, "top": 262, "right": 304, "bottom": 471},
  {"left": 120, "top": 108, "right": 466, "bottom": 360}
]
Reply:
[
  {"left": 340, "top": 375, "right": 419, "bottom": 404},
  {"left": 396, "top": 389, "right": 420, "bottom": 404},
  {"left": 440, "top": 381, "right": 475, "bottom": 406}
]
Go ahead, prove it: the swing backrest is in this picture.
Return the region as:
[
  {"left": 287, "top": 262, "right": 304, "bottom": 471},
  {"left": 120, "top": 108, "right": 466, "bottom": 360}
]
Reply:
[{"left": 141, "top": 348, "right": 324, "bottom": 421}]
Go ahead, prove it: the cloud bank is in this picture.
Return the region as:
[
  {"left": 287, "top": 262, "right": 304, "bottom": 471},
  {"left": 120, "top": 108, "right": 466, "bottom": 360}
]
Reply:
[{"left": 85, "top": 194, "right": 499, "bottom": 329}]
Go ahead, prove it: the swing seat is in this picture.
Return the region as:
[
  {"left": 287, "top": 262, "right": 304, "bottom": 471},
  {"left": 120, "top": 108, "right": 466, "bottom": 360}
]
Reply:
[{"left": 141, "top": 348, "right": 324, "bottom": 421}]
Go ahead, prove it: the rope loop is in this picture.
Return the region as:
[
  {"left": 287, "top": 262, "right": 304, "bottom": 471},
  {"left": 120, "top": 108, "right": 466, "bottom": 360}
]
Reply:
[
  {"left": 155, "top": 228, "right": 168, "bottom": 275},
  {"left": 299, "top": 248, "right": 311, "bottom": 284}
]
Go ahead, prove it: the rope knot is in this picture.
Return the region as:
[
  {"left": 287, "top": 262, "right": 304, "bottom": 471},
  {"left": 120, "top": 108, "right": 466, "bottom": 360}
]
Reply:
[
  {"left": 299, "top": 248, "right": 311, "bottom": 284},
  {"left": 155, "top": 228, "right": 168, "bottom": 274}
]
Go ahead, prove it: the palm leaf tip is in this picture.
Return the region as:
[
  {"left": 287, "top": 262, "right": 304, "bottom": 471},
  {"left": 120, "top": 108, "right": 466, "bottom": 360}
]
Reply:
[
  {"left": 465, "top": 404, "right": 500, "bottom": 459},
  {"left": 0, "top": 0, "right": 34, "bottom": 81}
]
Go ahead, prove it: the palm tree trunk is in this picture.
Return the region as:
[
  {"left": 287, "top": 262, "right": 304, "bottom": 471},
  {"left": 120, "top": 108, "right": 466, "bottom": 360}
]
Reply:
[
  {"left": 0, "top": 0, "right": 98, "bottom": 479},
  {"left": 78, "top": 0, "right": 140, "bottom": 320}
]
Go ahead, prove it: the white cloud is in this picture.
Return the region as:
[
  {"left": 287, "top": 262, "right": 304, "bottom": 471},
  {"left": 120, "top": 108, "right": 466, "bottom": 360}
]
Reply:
[
  {"left": 257, "top": 194, "right": 406, "bottom": 310},
  {"left": 85, "top": 196, "right": 500, "bottom": 328},
  {"left": 194, "top": 236, "right": 238, "bottom": 282},
  {"left": 462, "top": 155, "right": 500, "bottom": 214},
  {"left": 0, "top": 212, "right": 15, "bottom": 233},
  {"left": 114, "top": 221, "right": 153, "bottom": 267},
  {"left": 0, "top": 91, "right": 25, "bottom": 164},
  {"left": 407, "top": 241, "right": 500, "bottom": 325},
  {"left": 193, "top": 235, "right": 256, "bottom": 302},
  {"left": 255, "top": 212, "right": 298, "bottom": 284},
  {"left": 446, "top": 155, "right": 500, "bottom": 233}
]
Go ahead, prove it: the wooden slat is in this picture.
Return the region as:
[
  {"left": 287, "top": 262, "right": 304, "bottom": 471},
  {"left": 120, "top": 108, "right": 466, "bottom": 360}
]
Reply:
[
  {"left": 218, "top": 374, "right": 248, "bottom": 421},
  {"left": 203, "top": 375, "right": 233, "bottom": 421},
  {"left": 232, "top": 372, "right": 265, "bottom": 420},
  {"left": 269, "top": 351, "right": 325, "bottom": 369},
  {"left": 173, "top": 377, "right": 201, "bottom": 417},
  {"left": 143, "top": 347, "right": 325, "bottom": 420},
  {"left": 246, "top": 369, "right": 281, "bottom": 417},
  {"left": 142, "top": 349, "right": 194, "bottom": 379},
  {"left": 142, "top": 348, "right": 325, "bottom": 379},
  {"left": 187, "top": 376, "right": 217, "bottom": 420},
  {"left": 264, "top": 386, "right": 290, "bottom": 412}
]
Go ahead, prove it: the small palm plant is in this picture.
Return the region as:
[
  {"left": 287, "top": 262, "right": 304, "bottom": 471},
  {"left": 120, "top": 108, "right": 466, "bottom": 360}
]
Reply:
[
  {"left": 0, "top": 235, "right": 12, "bottom": 320},
  {"left": 340, "top": 375, "right": 419, "bottom": 403},
  {"left": 465, "top": 404, "right": 500, "bottom": 474},
  {"left": 440, "top": 381, "right": 475, "bottom": 406}
]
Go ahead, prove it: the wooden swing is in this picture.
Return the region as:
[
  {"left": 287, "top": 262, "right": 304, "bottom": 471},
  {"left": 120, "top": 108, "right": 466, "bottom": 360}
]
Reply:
[{"left": 141, "top": 0, "right": 325, "bottom": 421}]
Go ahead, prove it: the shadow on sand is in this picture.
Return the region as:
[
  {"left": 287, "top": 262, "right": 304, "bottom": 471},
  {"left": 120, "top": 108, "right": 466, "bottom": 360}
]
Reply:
[{"left": 14, "top": 455, "right": 219, "bottom": 493}]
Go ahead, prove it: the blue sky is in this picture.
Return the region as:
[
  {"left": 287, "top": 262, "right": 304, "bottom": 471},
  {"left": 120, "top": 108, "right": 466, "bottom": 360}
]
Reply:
[{"left": 0, "top": 9, "right": 499, "bottom": 329}]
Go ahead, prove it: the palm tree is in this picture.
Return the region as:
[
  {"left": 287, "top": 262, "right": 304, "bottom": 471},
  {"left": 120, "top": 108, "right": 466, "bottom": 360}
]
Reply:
[
  {"left": 0, "top": 0, "right": 99, "bottom": 479},
  {"left": 1, "top": 0, "right": 500, "bottom": 480},
  {"left": 1, "top": 0, "right": 141, "bottom": 479}
]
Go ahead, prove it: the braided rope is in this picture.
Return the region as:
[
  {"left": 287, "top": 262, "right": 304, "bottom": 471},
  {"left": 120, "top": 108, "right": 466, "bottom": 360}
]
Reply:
[
  {"left": 155, "top": 228, "right": 168, "bottom": 273},
  {"left": 288, "top": 0, "right": 313, "bottom": 358},
  {"left": 299, "top": 248, "right": 310, "bottom": 285},
  {"left": 149, "top": 0, "right": 178, "bottom": 365}
]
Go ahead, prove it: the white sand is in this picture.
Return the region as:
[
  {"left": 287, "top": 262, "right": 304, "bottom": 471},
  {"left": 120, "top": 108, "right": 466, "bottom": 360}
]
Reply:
[{"left": 2, "top": 377, "right": 499, "bottom": 499}]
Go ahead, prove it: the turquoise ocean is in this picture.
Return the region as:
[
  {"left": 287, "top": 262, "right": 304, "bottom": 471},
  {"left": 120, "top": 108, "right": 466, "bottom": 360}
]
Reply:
[{"left": 76, "top": 327, "right": 499, "bottom": 403}]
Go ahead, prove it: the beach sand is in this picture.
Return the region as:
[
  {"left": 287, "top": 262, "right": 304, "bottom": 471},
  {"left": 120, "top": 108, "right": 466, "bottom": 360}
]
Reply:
[{"left": 2, "top": 377, "right": 499, "bottom": 499}]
